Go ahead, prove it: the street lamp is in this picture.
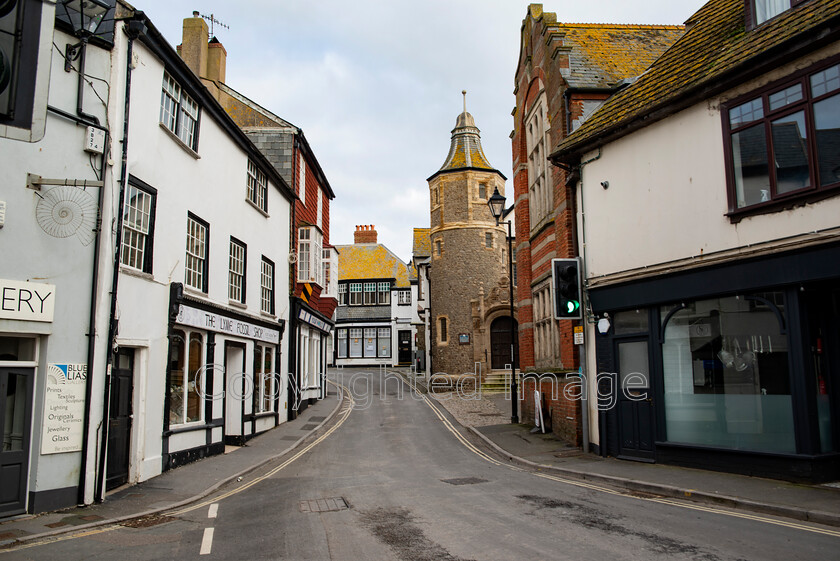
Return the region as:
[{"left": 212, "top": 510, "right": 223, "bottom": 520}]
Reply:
[
  {"left": 58, "top": 0, "right": 110, "bottom": 72},
  {"left": 487, "top": 187, "right": 518, "bottom": 424}
]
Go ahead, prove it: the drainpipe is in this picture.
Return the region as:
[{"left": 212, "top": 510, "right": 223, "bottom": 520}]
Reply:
[
  {"left": 288, "top": 134, "right": 299, "bottom": 420},
  {"left": 94, "top": 16, "right": 145, "bottom": 502},
  {"left": 575, "top": 148, "right": 602, "bottom": 455},
  {"left": 75, "top": 38, "right": 100, "bottom": 125}
]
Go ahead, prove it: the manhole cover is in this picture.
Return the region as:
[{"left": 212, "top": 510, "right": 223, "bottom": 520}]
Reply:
[
  {"left": 309, "top": 416, "right": 326, "bottom": 422},
  {"left": 120, "top": 515, "right": 178, "bottom": 528},
  {"left": 441, "top": 477, "right": 488, "bottom": 486},
  {"left": 299, "top": 497, "right": 349, "bottom": 513}
]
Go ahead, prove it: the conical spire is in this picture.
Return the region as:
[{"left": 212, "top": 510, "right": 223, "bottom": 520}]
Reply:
[{"left": 437, "top": 91, "right": 496, "bottom": 173}]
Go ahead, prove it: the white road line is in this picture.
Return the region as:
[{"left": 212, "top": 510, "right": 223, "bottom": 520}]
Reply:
[
  {"left": 208, "top": 503, "right": 219, "bottom": 519},
  {"left": 200, "top": 527, "right": 214, "bottom": 555}
]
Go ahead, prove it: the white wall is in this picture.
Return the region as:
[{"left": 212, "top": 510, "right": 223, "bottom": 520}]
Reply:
[
  {"left": 578, "top": 43, "right": 840, "bottom": 280},
  {"left": 111, "top": 37, "right": 291, "bottom": 482}
]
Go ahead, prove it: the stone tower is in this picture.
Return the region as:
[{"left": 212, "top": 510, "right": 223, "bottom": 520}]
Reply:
[{"left": 428, "top": 95, "right": 516, "bottom": 377}]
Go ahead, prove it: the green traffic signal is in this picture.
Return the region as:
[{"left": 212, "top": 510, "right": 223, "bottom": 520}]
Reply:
[{"left": 566, "top": 300, "right": 580, "bottom": 314}]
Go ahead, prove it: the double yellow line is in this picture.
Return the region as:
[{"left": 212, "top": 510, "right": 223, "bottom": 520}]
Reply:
[
  {"left": 2, "top": 384, "right": 355, "bottom": 553},
  {"left": 411, "top": 377, "right": 840, "bottom": 539}
]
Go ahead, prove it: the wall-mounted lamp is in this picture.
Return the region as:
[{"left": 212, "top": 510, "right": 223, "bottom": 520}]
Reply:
[
  {"left": 600, "top": 181, "right": 610, "bottom": 190},
  {"left": 597, "top": 316, "right": 611, "bottom": 335},
  {"left": 59, "top": 0, "right": 110, "bottom": 72}
]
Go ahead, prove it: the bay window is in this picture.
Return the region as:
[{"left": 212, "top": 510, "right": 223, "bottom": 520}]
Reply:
[{"left": 297, "top": 227, "right": 323, "bottom": 285}]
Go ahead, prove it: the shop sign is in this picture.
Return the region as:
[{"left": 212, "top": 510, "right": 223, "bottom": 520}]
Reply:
[
  {"left": 41, "top": 364, "right": 86, "bottom": 454},
  {"left": 177, "top": 305, "right": 280, "bottom": 344},
  {"left": 298, "top": 309, "right": 331, "bottom": 333},
  {"left": 0, "top": 279, "right": 55, "bottom": 322}
]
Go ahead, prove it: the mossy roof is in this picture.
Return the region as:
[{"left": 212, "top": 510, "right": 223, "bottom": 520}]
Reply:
[
  {"left": 551, "top": 23, "right": 685, "bottom": 90},
  {"left": 551, "top": 0, "right": 840, "bottom": 161},
  {"left": 412, "top": 228, "right": 431, "bottom": 258},
  {"left": 336, "top": 244, "right": 411, "bottom": 288}
]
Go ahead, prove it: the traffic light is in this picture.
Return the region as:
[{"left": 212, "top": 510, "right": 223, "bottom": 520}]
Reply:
[{"left": 552, "top": 258, "right": 582, "bottom": 320}]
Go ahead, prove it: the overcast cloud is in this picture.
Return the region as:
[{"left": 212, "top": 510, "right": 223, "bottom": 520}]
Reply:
[{"left": 135, "top": 0, "right": 704, "bottom": 261}]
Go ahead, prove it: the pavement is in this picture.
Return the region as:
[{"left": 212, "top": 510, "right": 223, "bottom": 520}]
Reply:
[
  {"left": 0, "top": 387, "right": 342, "bottom": 549},
  {"left": 2, "top": 370, "right": 839, "bottom": 551}
]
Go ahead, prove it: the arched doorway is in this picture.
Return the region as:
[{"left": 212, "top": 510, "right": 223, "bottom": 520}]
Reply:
[{"left": 490, "top": 317, "right": 519, "bottom": 370}]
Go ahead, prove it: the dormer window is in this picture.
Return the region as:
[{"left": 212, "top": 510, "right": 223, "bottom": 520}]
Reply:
[{"left": 751, "top": 0, "right": 807, "bottom": 26}]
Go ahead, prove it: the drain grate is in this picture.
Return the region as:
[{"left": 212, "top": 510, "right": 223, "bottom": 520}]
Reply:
[
  {"left": 441, "top": 477, "right": 488, "bottom": 486},
  {"left": 120, "top": 514, "right": 178, "bottom": 528},
  {"left": 299, "top": 497, "right": 349, "bottom": 513}
]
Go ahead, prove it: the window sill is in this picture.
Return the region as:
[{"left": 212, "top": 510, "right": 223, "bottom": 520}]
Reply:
[
  {"left": 159, "top": 122, "right": 200, "bottom": 159},
  {"left": 260, "top": 311, "right": 277, "bottom": 320},
  {"left": 726, "top": 187, "right": 840, "bottom": 224},
  {"left": 120, "top": 266, "right": 154, "bottom": 282},
  {"left": 183, "top": 285, "right": 208, "bottom": 298},
  {"left": 246, "top": 198, "right": 270, "bottom": 217},
  {"left": 229, "top": 300, "right": 248, "bottom": 310}
]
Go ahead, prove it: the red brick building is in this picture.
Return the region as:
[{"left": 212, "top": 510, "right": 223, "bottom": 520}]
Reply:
[{"left": 511, "top": 4, "right": 683, "bottom": 439}]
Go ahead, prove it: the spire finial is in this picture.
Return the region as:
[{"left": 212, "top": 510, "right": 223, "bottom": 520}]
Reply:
[{"left": 462, "top": 90, "right": 467, "bottom": 113}]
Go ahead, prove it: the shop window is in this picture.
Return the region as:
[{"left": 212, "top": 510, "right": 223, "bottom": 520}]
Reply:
[
  {"left": 168, "top": 329, "right": 205, "bottom": 426},
  {"left": 660, "top": 293, "right": 794, "bottom": 453},
  {"left": 349, "top": 328, "right": 363, "bottom": 357},
  {"left": 378, "top": 328, "right": 391, "bottom": 358},
  {"left": 0, "top": 337, "right": 36, "bottom": 362},
  {"left": 364, "top": 328, "right": 377, "bottom": 357},
  {"left": 254, "top": 344, "right": 274, "bottom": 413},
  {"left": 337, "top": 329, "right": 348, "bottom": 358},
  {"left": 724, "top": 58, "right": 840, "bottom": 212}
]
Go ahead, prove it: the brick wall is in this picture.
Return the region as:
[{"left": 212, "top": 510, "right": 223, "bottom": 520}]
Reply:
[{"left": 520, "top": 375, "right": 582, "bottom": 446}]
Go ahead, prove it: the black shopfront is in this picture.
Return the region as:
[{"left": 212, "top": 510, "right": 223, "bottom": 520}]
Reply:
[{"left": 592, "top": 242, "right": 840, "bottom": 482}]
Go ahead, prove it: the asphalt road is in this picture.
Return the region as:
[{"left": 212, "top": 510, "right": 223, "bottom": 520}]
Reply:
[{"left": 4, "top": 368, "right": 838, "bottom": 560}]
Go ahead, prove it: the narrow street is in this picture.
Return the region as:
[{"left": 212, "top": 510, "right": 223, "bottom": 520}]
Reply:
[{"left": 3, "top": 368, "right": 838, "bottom": 560}]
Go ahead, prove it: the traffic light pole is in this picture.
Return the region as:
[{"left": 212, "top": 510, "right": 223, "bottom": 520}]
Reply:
[{"left": 505, "top": 219, "right": 518, "bottom": 424}]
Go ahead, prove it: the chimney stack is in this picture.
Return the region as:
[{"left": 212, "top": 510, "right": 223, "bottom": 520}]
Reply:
[
  {"left": 177, "top": 12, "right": 227, "bottom": 84},
  {"left": 354, "top": 225, "right": 378, "bottom": 244}
]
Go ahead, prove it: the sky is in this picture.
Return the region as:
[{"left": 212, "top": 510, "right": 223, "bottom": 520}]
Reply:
[{"left": 134, "top": 0, "right": 705, "bottom": 262}]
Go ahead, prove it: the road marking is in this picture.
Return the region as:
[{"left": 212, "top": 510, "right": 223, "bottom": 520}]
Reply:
[
  {"left": 2, "top": 383, "right": 353, "bottom": 554},
  {"left": 199, "top": 527, "right": 214, "bottom": 555},
  {"left": 208, "top": 503, "right": 218, "bottom": 519},
  {"left": 405, "top": 372, "right": 840, "bottom": 538},
  {"left": 171, "top": 383, "right": 355, "bottom": 516}
]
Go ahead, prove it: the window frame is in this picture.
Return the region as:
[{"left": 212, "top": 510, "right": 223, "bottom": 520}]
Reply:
[
  {"left": 338, "top": 283, "right": 348, "bottom": 306},
  {"left": 261, "top": 256, "right": 275, "bottom": 315},
  {"left": 349, "top": 283, "right": 362, "bottom": 306},
  {"left": 120, "top": 177, "right": 157, "bottom": 274},
  {"left": 722, "top": 55, "right": 840, "bottom": 219},
  {"left": 228, "top": 237, "right": 247, "bottom": 304},
  {"left": 185, "top": 213, "right": 209, "bottom": 293},
  {"left": 160, "top": 71, "right": 200, "bottom": 151},
  {"left": 363, "top": 282, "right": 377, "bottom": 305},
  {"left": 377, "top": 282, "right": 391, "bottom": 305},
  {"left": 297, "top": 226, "right": 323, "bottom": 285},
  {"left": 167, "top": 328, "right": 206, "bottom": 427},
  {"left": 398, "top": 290, "right": 411, "bottom": 306},
  {"left": 247, "top": 159, "right": 268, "bottom": 213},
  {"left": 746, "top": 0, "right": 809, "bottom": 28}
]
